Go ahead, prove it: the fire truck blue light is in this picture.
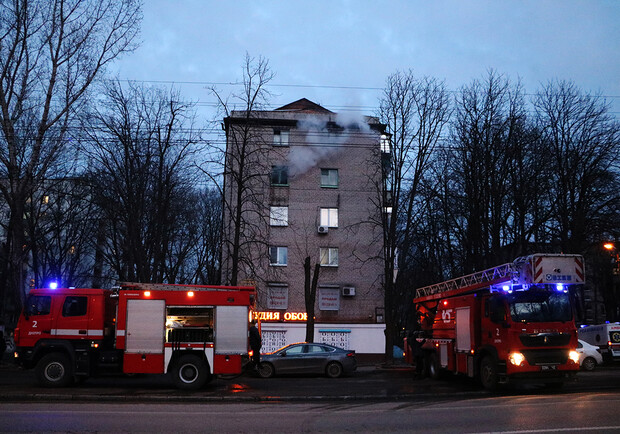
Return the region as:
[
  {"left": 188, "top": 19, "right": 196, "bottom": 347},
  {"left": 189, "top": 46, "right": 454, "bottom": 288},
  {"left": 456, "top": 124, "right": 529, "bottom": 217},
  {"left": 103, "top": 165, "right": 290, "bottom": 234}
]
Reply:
[{"left": 49, "top": 281, "right": 58, "bottom": 289}]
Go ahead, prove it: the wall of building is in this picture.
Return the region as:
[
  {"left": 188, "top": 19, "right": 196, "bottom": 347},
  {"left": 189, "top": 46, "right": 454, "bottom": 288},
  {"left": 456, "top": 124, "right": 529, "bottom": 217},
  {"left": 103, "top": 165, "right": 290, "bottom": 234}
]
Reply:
[
  {"left": 222, "top": 101, "right": 387, "bottom": 359},
  {"left": 260, "top": 322, "right": 386, "bottom": 355}
]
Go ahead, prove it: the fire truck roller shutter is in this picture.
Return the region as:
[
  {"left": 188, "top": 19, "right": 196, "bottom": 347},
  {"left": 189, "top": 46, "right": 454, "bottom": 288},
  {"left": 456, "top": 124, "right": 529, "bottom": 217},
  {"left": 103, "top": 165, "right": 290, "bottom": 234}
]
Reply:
[
  {"left": 125, "top": 300, "right": 165, "bottom": 354},
  {"left": 215, "top": 306, "right": 248, "bottom": 354}
]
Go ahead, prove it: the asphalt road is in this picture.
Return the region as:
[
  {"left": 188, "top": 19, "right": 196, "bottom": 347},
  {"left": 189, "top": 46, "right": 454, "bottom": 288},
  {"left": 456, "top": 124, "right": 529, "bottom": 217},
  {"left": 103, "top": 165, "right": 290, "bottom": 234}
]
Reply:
[
  {"left": 2, "top": 360, "right": 620, "bottom": 433},
  {"left": 2, "top": 393, "right": 620, "bottom": 433},
  {"left": 1, "top": 359, "right": 619, "bottom": 403}
]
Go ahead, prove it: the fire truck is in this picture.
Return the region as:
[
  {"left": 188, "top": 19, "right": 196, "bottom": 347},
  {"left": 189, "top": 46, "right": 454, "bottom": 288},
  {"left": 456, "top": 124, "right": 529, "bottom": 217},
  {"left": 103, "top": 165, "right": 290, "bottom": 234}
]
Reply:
[
  {"left": 578, "top": 323, "right": 620, "bottom": 361},
  {"left": 13, "top": 282, "right": 255, "bottom": 389},
  {"left": 405, "top": 254, "right": 584, "bottom": 390}
]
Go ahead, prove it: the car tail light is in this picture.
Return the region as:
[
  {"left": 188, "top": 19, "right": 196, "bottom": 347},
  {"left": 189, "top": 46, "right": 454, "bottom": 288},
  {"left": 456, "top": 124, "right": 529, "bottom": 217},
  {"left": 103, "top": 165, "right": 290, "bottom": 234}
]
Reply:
[{"left": 346, "top": 352, "right": 355, "bottom": 357}]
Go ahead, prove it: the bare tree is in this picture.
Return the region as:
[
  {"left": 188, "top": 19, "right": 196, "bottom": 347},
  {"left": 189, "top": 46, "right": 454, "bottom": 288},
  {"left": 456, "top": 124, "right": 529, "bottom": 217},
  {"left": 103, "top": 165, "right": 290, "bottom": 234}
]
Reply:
[
  {"left": 377, "top": 70, "right": 450, "bottom": 362},
  {"left": 534, "top": 80, "right": 620, "bottom": 253},
  {"left": 0, "top": 0, "right": 141, "bottom": 321},
  {"left": 214, "top": 54, "right": 275, "bottom": 285},
  {"left": 25, "top": 177, "right": 97, "bottom": 289},
  {"left": 190, "top": 187, "right": 223, "bottom": 285},
  {"left": 83, "top": 80, "right": 202, "bottom": 283},
  {"left": 303, "top": 256, "right": 320, "bottom": 342},
  {"left": 450, "top": 71, "right": 531, "bottom": 271}
]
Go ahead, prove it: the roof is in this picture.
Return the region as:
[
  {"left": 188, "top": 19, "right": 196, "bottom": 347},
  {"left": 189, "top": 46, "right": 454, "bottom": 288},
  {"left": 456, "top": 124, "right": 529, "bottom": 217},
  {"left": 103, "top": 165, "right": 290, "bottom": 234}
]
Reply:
[{"left": 275, "top": 98, "right": 333, "bottom": 114}]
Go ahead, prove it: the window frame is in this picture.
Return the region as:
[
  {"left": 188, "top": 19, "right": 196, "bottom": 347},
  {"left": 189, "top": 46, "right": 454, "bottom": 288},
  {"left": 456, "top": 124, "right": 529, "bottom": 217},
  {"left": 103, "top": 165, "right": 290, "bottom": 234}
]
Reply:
[
  {"left": 320, "top": 168, "right": 339, "bottom": 188},
  {"left": 319, "top": 247, "right": 339, "bottom": 267},
  {"left": 269, "top": 246, "right": 288, "bottom": 266},
  {"left": 267, "top": 285, "right": 289, "bottom": 309},
  {"left": 271, "top": 165, "right": 289, "bottom": 186},
  {"left": 320, "top": 207, "right": 339, "bottom": 228},
  {"left": 270, "top": 206, "right": 289, "bottom": 226},
  {"left": 273, "top": 129, "right": 290, "bottom": 147}
]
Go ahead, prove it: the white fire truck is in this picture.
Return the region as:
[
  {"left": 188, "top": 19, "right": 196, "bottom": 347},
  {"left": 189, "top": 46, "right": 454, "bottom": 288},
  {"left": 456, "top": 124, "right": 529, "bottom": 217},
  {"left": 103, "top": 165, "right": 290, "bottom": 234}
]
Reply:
[
  {"left": 405, "top": 254, "right": 584, "bottom": 390},
  {"left": 14, "top": 282, "right": 255, "bottom": 389},
  {"left": 578, "top": 323, "right": 620, "bottom": 361}
]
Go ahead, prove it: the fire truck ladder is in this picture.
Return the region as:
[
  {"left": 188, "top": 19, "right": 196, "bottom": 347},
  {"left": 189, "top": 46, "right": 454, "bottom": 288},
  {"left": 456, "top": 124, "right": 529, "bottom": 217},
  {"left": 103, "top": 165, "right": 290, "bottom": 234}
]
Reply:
[
  {"left": 116, "top": 282, "right": 255, "bottom": 292},
  {"left": 414, "top": 263, "right": 514, "bottom": 303}
]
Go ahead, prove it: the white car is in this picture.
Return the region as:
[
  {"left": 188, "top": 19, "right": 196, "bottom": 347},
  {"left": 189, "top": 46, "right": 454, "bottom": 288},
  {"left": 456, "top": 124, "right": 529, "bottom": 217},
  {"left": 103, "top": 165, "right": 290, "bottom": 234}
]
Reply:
[{"left": 577, "top": 339, "right": 603, "bottom": 371}]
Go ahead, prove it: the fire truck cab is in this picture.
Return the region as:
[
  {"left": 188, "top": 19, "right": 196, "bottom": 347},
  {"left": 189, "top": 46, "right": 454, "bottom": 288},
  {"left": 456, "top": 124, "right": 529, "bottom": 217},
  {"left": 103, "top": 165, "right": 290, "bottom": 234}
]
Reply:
[
  {"left": 14, "top": 283, "right": 255, "bottom": 390},
  {"left": 407, "top": 254, "right": 584, "bottom": 390}
]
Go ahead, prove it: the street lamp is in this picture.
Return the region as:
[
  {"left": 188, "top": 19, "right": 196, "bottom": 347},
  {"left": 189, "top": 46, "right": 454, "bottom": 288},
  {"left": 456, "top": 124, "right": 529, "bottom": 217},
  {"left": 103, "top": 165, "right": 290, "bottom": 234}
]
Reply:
[{"left": 602, "top": 242, "right": 620, "bottom": 321}]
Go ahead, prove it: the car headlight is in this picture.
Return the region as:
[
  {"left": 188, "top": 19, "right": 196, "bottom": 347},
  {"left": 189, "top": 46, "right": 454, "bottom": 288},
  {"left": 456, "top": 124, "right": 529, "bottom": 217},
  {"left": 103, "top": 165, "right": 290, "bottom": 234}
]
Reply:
[
  {"left": 569, "top": 350, "right": 580, "bottom": 364},
  {"left": 508, "top": 351, "right": 526, "bottom": 366}
]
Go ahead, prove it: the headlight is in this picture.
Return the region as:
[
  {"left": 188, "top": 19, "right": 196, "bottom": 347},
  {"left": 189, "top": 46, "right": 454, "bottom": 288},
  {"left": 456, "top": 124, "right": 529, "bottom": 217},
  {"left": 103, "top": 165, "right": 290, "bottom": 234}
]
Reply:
[
  {"left": 569, "top": 350, "right": 580, "bottom": 364},
  {"left": 508, "top": 351, "right": 526, "bottom": 366}
]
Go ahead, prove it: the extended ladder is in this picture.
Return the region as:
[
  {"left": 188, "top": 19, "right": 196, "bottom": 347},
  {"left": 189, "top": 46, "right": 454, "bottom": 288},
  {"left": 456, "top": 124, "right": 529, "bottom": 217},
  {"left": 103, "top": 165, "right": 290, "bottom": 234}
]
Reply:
[{"left": 414, "top": 263, "right": 513, "bottom": 303}]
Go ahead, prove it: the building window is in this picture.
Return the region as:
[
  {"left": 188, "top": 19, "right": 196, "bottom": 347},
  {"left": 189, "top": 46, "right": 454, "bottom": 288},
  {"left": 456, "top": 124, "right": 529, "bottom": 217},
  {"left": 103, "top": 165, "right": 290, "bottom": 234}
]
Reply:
[
  {"left": 319, "top": 287, "right": 340, "bottom": 311},
  {"left": 320, "top": 208, "right": 338, "bottom": 228},
  {"left": 270, "top": 206, "right": 288, "bottom": 226},
  {"left": 271, "top": 166, "right": 289, "bottom": 186},
  {"left": 262, "top": 330, "right": 287, "bottom": 353},
  {"left": 267, "top": 285, "right": 288, "bottom": 309},
  {"left": 273, "top": 129, "right": 289, "bottom": 146},
  {"left": 269, "top": 246, "right": 288, "bottom": 266},
  {"left": 320, "top": 247, "right": 338, "bottom": 267},
  {"left": 319, "top": 330, "right": 350, "bottom": 348},
  {"left": 381, "top": 134, "right": 390, "bottom": 153},
  {"left": 320, "top": 168, "right": 338, "bottom": 188}
]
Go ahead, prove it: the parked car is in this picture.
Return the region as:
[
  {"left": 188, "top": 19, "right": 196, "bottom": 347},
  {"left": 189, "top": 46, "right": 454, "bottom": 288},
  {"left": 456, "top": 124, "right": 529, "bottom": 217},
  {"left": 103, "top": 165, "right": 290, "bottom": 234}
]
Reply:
[
  {"left": 577, "top": 339, "right": 603, "bottom": 371},
  {"left": 257, "top": 342, "right": 356, "bottom": 378}
]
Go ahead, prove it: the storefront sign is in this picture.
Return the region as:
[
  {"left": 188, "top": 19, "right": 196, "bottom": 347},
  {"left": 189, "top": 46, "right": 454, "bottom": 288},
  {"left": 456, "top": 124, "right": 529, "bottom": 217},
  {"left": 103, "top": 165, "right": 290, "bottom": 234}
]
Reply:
[
  {"left": 253, "top": 311, "right": 308, "bottom": 322},
  {"left": 319, "top": 287, "right": 340, "bottom": 311},
  {"left": 267, "top": 286, "right": 288, "bottom": 309}
]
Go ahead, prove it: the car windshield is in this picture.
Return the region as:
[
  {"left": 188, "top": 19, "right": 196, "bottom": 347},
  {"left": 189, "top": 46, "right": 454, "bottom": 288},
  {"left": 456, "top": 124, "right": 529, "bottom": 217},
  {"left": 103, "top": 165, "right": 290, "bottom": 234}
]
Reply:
[{"left": 507, "top": 291, "right": 572, "bottom": 323}]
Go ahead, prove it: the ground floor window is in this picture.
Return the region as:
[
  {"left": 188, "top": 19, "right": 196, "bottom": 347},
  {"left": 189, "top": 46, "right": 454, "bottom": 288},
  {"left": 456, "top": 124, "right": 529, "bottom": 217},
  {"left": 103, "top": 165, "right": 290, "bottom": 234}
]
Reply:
[
  {"left": 261, "top": 330, "right": 287, "bottom": 353},
  {"left": 319, "top": 329, "right": 351, "bottom": 350}
]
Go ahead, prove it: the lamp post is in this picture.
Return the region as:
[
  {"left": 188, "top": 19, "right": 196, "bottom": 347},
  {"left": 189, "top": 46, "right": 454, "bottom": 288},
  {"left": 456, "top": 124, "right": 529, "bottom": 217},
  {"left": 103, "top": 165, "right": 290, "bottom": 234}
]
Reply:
[{"left": 603, "top": 242, "right": 619, "bottom": 321}]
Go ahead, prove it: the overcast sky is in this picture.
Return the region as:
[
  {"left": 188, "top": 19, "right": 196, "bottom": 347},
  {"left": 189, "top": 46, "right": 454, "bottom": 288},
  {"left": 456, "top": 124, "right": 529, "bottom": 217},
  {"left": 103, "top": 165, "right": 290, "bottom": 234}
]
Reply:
[{"left": 112, "top": 0, "right": 620, "bottom": 121}]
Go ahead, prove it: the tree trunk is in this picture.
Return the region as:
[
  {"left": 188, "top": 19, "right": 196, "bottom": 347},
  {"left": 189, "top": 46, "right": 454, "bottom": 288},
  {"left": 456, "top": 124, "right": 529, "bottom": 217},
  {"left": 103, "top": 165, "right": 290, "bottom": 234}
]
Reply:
[{"left": 304, "top": 257, "right": 319, "bottom": 343}]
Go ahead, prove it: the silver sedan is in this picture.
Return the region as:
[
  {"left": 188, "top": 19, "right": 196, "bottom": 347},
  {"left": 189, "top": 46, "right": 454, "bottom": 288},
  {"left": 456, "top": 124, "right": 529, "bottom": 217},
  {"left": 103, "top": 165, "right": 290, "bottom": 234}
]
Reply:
[{"left": 257, "top": 342, "right": 357, "bottom": 378}]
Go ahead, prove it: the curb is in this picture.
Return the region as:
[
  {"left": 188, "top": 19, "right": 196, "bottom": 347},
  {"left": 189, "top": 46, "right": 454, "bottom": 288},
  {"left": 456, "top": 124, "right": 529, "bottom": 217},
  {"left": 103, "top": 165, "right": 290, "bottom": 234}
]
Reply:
[{"left": 0, "top": 390, "right": 484, "bottom": 404}]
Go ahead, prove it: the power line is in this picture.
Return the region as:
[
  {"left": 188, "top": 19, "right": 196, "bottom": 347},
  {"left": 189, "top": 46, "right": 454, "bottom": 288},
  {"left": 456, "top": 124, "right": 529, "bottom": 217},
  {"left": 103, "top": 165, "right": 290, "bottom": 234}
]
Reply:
[{"left": 118, "top": 78, "right": 620, "bottom": 100}]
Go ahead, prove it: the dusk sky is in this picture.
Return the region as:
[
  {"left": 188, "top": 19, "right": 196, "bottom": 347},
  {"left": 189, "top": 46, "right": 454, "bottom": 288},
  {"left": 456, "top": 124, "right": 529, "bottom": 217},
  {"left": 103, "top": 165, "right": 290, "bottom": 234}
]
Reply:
[{"left": 112, "top": 1, "right": 620, "bottom": 122}]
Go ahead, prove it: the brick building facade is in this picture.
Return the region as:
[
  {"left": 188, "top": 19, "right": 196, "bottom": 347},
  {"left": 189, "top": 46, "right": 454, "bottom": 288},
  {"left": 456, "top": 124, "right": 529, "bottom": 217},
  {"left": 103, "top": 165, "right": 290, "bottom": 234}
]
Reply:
[{"left": 222, "top": 99, "right": 386, "bottom": 356}]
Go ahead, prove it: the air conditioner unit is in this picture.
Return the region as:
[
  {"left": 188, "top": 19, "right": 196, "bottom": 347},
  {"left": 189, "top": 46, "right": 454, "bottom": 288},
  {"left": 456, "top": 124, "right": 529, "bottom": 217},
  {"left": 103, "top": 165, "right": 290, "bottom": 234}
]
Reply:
[
  {"left": 318, "top": 225, "right": 329, "bottom": 234},
  {"left": 342, "top": 286, "right": 356, "bottom": 297}
]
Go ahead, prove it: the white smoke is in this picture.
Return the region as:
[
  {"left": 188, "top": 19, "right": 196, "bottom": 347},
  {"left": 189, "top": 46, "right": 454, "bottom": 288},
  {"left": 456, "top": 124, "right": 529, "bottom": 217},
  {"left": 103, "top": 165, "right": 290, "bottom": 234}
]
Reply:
[{"left": 288, "top": 113, "right": 374, "bottom": 177}]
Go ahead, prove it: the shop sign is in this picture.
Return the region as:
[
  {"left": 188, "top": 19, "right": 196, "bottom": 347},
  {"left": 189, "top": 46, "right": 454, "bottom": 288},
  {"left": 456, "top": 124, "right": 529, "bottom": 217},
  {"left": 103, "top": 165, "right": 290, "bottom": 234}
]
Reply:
[{"left": 253, "top": 311, "right": 308, "bottom": 322}]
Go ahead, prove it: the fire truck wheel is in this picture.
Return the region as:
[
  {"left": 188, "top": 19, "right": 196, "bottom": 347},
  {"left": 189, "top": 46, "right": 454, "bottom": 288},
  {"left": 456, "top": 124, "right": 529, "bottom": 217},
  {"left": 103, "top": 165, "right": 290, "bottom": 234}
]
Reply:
[
  {"left": 36, "top": 353, "right": 73, "bottom": 387},
  {"left": 325, "top": 361, "right": 343, "bottom": 378},
  {"left": 173, "top": 354, "right": 209, "bottom": 390},
  {"left": 427, "top": 353, "right": 442, "bottom": 380},
  {"left": 479, "top": 355, "right": 498, "bottom": 391},
  {"left": 257, "top": 362, "right": 274, "bottom": 378}
]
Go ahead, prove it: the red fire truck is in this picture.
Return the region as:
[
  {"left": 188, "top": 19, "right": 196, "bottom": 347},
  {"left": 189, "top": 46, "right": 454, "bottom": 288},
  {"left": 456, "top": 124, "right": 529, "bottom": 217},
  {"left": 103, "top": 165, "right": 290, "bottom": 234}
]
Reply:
[
  {"left": 13, "top": 282, "right": 255, "bottom": 389},
  {"left": 405, "top": 254, "right": 584, "bottom": 390}
]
